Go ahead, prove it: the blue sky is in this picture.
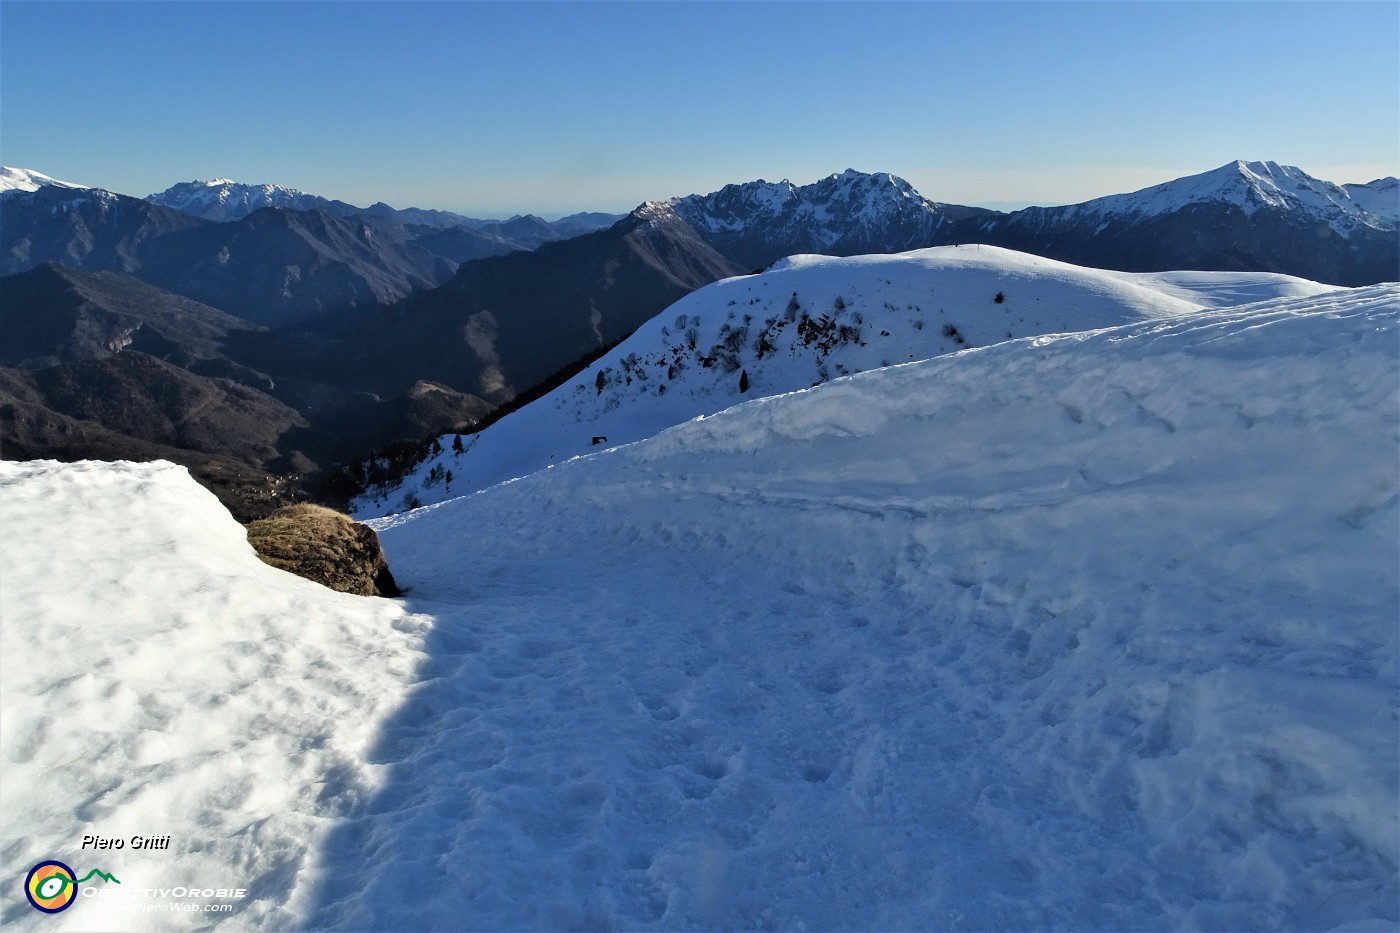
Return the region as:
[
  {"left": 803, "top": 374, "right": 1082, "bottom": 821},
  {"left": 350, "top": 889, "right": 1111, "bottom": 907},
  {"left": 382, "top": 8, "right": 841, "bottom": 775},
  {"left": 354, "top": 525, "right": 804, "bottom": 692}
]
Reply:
[{"left": 2, "top": 1, "right": 1396, "bottom": 218}]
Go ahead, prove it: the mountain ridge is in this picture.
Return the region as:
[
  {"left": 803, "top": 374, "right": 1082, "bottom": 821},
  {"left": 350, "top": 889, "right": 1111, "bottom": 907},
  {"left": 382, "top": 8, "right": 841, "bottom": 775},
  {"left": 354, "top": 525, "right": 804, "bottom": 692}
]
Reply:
[
  {"left": 663, "top": 168, "right": 994, "bottom": 269},
  {"left": 145, "top": 176, "right": 624, "bottom": 239},
  {"left": 349, "top": 245, "right": 1343, "bottom": 516}
]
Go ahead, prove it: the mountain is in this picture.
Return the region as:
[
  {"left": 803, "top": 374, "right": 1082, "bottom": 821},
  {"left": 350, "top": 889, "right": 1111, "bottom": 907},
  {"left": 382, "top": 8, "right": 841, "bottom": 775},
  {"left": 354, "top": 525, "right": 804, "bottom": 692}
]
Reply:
[
  {"left": 148, "top": 177, "right": 624, "bottom": 240},
  {"left": 0, "top": 265, "right": 497, "bottom": 516},
  {"left": 960, "top": 160, "right": 1398, "bottom": 286},
  {"left": 1, "top": 351, "right": 305, "bottom": 468},
  {"left": 1, "top": 184, "right": 205, "bottom": 273},
  {"left": 0, "top": 349, "right": 312, "bottom": 519},
  {"left": 350, "top": 245, "right": 1341, "bottom": 515},
  {"left": 0, "top": 166, "right": 87, "bottom": 196},
  {"left": 4, "top": 281, "right": 1394, "bottom": 930},
  {"left": 359, "top": 200, "right": 483, "bottom": 229},
  {"left": 0, "top": 265, "right": 315, "bottom": 518},
  {"left": 0, "top": 263, "right": 261, "bottom": 371},
  {"left": 552, "top": 211, "right": 628, "bottom": 237},
  {"left": 0, "top": 186, "right": 458, "bottom": 325},
  {"left": 5, "top": 175, "right": 625, "bottom": 325},
  {"left": 655, "top": 163, "right": 1396, "bottom": 286},
  {"left": 145, "top": 178, "right": 362, "bottom": 222},
  {"left": 1344, "top": 176, "right": 1400, "bottom": 226},
  {"left": 392, "top": 213, "right": 629, "bottom": 264},
  {"left": 667, "top": 168, "right": 994, "bottom": 269},
  {"left": 287, "top": 204, "right": 744, "bottom": 401},
  {"left": 139, "top": 205, "right": 457, "bottom": 324}
]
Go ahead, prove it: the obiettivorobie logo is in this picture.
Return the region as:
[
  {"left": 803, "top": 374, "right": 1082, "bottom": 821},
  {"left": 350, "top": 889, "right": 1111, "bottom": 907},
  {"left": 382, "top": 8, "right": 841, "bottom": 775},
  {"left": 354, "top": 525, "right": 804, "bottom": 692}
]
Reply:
[{"left": 24, "top": 860, "right": 120, "bottom": 913}]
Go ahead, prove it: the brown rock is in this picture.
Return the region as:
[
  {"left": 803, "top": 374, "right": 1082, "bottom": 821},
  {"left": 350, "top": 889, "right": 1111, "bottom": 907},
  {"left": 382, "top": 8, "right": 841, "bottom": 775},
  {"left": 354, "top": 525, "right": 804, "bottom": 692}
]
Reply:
[{"left": 246, "top": 504, "right": 401, "bottom": 597}]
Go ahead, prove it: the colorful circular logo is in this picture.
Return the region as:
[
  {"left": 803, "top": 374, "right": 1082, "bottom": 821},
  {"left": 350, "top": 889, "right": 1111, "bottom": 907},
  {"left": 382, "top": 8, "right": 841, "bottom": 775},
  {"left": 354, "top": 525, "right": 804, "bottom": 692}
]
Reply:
[{"left": 25, "top": 860, "right": 77, "bottom": 913}]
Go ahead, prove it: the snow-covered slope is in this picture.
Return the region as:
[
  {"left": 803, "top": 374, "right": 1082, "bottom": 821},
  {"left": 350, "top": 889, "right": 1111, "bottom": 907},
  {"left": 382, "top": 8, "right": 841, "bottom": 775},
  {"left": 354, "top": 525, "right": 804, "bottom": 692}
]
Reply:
[
  {"left": 352, "top": 245, "right": 1339, "bottom": 516},
  {"left": 0, "top": 461, "right": 429, "bottom": 931},
  {"left": 1060, "top": 160, "right": 1395, "bottom": 234},
  {"left": 1345, "top": 176, "right": 1400, "bottom": 226},
  {"left": 355, "top": 284, "right": 1397, "bottom": 931},
  {"left": 0, "top": 166, "right": 87, "bottom": 196},
  {"left": 4, "top": 284, "right": 1396, "bottom": 930}
]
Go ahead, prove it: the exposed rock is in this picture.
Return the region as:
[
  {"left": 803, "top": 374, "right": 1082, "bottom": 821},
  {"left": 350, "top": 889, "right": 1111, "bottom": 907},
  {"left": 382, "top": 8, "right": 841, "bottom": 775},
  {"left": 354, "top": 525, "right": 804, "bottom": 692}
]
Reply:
[{"left": 246, "top": 504, "right": 400, "bottom": 597}]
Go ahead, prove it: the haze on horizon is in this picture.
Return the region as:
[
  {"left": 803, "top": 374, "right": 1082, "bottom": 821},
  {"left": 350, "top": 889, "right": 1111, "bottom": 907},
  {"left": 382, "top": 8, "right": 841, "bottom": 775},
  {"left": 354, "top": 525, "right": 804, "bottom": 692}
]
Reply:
[{"left": 1, "top": 1, "right": 1396, "bottom": 219}]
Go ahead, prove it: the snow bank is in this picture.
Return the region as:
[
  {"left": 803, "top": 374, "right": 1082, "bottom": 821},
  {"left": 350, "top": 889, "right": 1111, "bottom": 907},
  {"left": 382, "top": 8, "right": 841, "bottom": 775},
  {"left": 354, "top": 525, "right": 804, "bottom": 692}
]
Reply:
[
  {"left": 0, "top": 461, "right": 428, "bottom": 931},
  {"left": 353, "top": 245, "right": 1341, "bottom": 517},
  {"left": 358, "top": 284, "right": 1398, "bottom": 930}
]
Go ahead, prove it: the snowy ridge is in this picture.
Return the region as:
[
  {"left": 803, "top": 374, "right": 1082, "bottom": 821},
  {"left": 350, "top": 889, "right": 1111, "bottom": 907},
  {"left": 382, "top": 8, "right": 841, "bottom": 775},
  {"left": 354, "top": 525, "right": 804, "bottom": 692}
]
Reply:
[
  {"left": 0, "top": 166, "right": 87, "bottom": 196},
  {"left": 1062, "top": 160, "right": 1395, "bottom": 233},
  {"left": 353, "top": 245, "right": 1340, "bottom": 516},
  {"left": 145, "top": 178, "right": 342, "bottom": 222}
]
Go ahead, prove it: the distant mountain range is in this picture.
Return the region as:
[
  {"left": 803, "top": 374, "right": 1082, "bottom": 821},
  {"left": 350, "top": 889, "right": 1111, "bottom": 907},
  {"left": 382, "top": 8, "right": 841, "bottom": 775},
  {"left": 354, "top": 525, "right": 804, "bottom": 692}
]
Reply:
[
  {"left": 651, "top": 160, "right": 1395, "bottom": 286},
  {"left": 4, "top": 162, "right": 1391, "bottom": 329},
  {"left": 0, "top": 186, "right": 453, "bottom": 324},
  {"left": 284, "top": 160, "right": 1395, "bottom": 416},
  {"left": 145, "top": 177, "right": 621, "bottom": 243},
  {"left": 1, "top": 160, "right": 1394, "bottom": 514},
  {"left": 1, "top": 173, "right": 625, "bottom": 325}
]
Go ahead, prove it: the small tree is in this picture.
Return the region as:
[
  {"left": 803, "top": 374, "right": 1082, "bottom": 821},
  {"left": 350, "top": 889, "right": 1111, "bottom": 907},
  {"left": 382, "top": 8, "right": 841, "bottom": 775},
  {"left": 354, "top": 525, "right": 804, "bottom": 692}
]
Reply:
[
  {"left": 452, "top": 434, "right": 464, "bottom": 455},
  {"left": 994, "top": 291, "right": 1005, "bottom": 304},
  {"left": 738, "top": 369, "right": 750, "bottom": 393}
]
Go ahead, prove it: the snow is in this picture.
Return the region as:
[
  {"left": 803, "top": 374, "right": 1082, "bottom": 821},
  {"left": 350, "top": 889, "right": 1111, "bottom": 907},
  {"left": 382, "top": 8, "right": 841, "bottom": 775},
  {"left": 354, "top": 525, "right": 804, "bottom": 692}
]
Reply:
[
  {"left": 362, "top": 283, "right": 1400, "bottom": 931},
  {"left": 1062, "top": 160, "right": 1395, "bottom": 234},
  {"left": 353, "top": 245, "right": 1341, "bottom": 516},
  {"left": 0, "top": 461, "right": 430, "bottom": 931},
  {"left": 1345, "top": 177, "right": 1400, "bottom": 226},
  {"left": 145, "top": 179, "right": 324, "bottom": 222},
  {"left": 2, "top": 274, "right": 1396, "bottom": 931},
  {"left": 0, "top": 166, "right": 87, "bottom": 195},
  {"left": 669, "top": 169, "right": 953, "bottom": 243}
]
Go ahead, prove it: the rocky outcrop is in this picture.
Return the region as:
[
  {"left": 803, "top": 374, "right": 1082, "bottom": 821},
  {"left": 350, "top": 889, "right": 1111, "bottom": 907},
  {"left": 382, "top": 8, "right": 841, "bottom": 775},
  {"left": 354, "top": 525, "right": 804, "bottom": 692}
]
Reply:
[{"left": 246, "top": 504, "right": 400, "bottom": 597}]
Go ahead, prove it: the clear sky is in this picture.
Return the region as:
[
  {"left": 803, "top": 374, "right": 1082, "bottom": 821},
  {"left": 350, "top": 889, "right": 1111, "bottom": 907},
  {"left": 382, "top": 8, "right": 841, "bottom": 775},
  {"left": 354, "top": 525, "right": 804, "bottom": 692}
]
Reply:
[{"left": 2, "top": 1, "right": 1396, "bottom": 218}]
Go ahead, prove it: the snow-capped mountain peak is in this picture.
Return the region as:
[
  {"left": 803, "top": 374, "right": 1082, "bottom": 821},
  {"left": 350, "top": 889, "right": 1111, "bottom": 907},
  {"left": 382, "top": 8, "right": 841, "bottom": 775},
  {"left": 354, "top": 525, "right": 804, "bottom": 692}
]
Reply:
[
  {"left": 0, "top": 165, "right": 88, "bottom": 196},
  {"left": 670, "top": 169, "right": 940, "bottom": 235},
  {"left": 658, "top": 169, "right": 990, "bottom": 268},
  {"left": 145, "top": 178, "right": 338, "bottom": 222},
  {"left": 1064, "top": 159, "right": 1394, "bottom": 233}
]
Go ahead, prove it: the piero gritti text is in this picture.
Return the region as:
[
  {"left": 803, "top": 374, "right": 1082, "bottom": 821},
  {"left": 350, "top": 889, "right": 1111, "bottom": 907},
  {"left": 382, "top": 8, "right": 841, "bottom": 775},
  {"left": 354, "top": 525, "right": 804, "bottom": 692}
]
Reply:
[{"left": 81, "top": 834, "right": 171, "bottom": 851}]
